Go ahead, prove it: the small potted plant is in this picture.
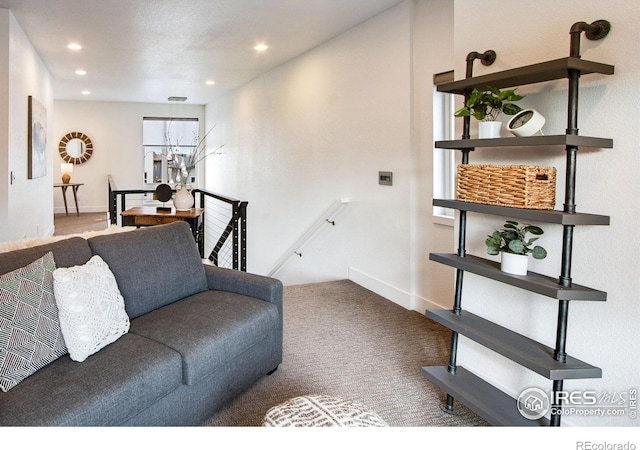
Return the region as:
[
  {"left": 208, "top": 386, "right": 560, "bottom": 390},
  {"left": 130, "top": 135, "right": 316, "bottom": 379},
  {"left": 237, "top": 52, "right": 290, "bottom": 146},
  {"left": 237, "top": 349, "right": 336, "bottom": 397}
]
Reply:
[
  {"left": 485, "top": 220, "right": 547, "bottom": 275},
  {"left": 455, "top": 86, "right": 525, "bottom": 138}
]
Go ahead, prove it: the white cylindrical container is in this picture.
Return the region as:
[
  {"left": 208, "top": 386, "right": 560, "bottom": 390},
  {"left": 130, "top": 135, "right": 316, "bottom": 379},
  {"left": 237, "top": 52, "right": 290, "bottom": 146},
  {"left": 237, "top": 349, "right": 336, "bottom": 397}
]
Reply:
[
  {"left": 479, "top": 121, "right": 502, "bottom": 138},
  {"left": 501, "top": 252, "right": 529, "bottom": 275}
]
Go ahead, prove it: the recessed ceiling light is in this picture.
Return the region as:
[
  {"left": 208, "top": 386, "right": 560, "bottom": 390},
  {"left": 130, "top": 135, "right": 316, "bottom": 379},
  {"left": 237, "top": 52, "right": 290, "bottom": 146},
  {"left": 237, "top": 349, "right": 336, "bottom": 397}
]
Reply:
[
  {"left": 205, "top": 80, "right": 215, "bottom": 85},
  {"left": 168, "top": 96, "right": 187, "bottom": 102},
  {"left": 67, "top": 43, "right": 82, "bottom": 51},
  {"left": 75, "top": 69, "right": 87, "bottom": 76},
  {"left": 81, "top": 90, "right": 91, "bottom": 95},
  {"left": 254, "top": 43, "right": 268, "bottom": 52}
]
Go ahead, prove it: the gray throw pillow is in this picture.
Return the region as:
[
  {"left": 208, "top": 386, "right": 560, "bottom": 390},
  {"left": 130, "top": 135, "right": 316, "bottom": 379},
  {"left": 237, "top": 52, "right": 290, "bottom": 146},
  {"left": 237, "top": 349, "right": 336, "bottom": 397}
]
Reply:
[
  {"left": 0, "top": 252, "right": 67, "bottom": 392},
  {"left": 88, "top": 222, "right": 208, "bottom": 319}
]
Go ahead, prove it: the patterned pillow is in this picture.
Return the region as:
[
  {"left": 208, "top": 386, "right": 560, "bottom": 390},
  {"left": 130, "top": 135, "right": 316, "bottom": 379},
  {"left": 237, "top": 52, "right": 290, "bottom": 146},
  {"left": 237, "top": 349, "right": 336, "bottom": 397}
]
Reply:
[
  {"left": 0, "top": 252, "right": 68, "bottom": 392},
  {"left": 53, "top": 255, "right": 130, "bottom": 362}
]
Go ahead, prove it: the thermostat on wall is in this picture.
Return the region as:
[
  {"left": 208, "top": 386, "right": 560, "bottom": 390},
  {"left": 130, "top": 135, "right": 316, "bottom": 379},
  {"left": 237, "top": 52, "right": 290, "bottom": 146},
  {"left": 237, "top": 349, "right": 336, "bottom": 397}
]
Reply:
[{"left": 379, "top": 171, "right": 393, "bottom": 186}]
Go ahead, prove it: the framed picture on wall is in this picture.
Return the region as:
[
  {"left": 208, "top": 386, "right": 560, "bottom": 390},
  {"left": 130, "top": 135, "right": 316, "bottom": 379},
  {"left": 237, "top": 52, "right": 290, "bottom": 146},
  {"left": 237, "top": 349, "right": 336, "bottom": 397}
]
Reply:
[{"left": 28, "top": 95, "right": 47, "bottom": 179}]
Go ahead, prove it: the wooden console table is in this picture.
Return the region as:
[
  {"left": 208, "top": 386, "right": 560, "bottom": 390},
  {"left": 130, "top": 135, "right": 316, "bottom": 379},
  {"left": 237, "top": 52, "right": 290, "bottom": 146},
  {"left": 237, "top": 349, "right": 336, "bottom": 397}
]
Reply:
[
  {"left": 54, "top": 182, "right": 83, "bottom": 216},
  {"left": 121, "top": 206, "right": 205, "bottom": 257}
]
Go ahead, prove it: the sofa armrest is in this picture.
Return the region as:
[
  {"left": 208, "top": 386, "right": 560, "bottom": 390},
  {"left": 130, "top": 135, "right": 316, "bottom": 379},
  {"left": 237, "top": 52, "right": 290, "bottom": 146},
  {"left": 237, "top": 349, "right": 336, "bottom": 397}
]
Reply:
[{"left": 203, "top": 264, "right": 283, "bottom": 316}]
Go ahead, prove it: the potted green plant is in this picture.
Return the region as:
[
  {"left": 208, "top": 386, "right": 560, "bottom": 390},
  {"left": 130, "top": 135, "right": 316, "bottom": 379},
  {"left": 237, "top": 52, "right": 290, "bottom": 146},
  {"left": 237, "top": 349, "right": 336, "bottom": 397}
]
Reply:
[
  {"left": 485, "top": 220, "right": 547, "bottom": 275},
  {"left": 455, "top": 86, "right": 525, "bottom": 138}
]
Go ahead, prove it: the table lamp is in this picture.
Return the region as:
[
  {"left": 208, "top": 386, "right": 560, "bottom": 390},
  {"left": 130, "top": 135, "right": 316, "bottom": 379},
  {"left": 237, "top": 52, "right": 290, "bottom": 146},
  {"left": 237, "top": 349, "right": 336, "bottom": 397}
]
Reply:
[{"left": 61, "top": 163, "right": 73, "bottom": 184}]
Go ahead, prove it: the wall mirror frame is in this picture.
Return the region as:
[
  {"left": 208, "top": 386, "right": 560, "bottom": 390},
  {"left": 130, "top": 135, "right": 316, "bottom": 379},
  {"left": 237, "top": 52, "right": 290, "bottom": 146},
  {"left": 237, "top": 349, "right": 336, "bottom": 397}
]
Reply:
[{"left": 59, "top": 132, "right": 93, "bottom": 164}]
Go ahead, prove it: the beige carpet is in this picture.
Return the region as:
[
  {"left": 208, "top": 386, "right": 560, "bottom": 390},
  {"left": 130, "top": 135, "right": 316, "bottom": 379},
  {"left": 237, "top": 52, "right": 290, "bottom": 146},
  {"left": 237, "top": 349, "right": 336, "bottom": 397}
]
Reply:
[
  {"left": 54, "top": 212, "right": 109, "bottom": 235},
  {"left": 203, "top": 279, "right": 487, "bottom": 427}
]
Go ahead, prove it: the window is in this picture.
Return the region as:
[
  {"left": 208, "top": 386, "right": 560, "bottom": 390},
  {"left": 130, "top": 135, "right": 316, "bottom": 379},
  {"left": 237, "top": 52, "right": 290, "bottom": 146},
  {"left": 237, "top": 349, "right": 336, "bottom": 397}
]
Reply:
[
  {"left": 142, "top": 117, "right": 200, "bottom": 186},
  {"left": 433, "top": 71, "right": 456, "bottom": 223}
]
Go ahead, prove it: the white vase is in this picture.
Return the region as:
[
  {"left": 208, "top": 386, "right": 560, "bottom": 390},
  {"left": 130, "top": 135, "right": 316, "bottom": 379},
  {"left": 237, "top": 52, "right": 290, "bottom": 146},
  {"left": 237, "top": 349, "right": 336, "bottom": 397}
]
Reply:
[
  {"left": 478, "top": 121, "right": 502, "bottom": 138},
  {"left": 501, "top": 252, "right": 528, "bottom": 276},
  {"left": 173, "top": 184, "right": 194, "bottom": 210}
]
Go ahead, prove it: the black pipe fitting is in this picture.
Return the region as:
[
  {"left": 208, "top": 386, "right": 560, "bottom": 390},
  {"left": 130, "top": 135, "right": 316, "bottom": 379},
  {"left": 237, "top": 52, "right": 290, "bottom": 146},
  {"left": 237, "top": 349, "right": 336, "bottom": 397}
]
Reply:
[{"left": 569, "top": 20, "right": 611, "bottom": 58}]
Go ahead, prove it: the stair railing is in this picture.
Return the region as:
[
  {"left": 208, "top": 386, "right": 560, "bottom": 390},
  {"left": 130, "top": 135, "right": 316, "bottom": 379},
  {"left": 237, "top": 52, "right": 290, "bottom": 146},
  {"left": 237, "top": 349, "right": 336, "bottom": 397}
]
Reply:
[
  {"left": 267, "top": 198, "right": 350, "bottom": 277},
  {"left": 108, "top": 175, "right": 247, "bottom": 271}
]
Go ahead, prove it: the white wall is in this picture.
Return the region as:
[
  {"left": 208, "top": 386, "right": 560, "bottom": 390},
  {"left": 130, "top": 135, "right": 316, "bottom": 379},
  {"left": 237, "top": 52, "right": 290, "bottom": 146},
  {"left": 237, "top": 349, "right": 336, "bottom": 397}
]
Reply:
[
  {"left": 206, "top": 2, "right": 415, "bottom": 302},
  {"left": 412, "top": 0, "right": 456, "bottom": 311},
  {"left": 453, "top": 0, "right": 639, "bottom": 426},
  {"left": 53, "top": 100, "right": 205, "bottom": 215},
  {"left": 204, "top": 0, "right": 458, "bottom": 311},
  {"left": 1, "top": 9, "right": 54, "bottom": 241},
  {"left": 0, "top": 10, "right": 9, "bottom": 240}
]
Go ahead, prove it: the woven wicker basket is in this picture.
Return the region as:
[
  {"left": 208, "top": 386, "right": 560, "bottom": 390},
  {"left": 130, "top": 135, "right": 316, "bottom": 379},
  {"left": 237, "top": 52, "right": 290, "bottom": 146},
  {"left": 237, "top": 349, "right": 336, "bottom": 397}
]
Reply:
[{"left": 456, "top": 164, "right": 556, "bottom": 210}]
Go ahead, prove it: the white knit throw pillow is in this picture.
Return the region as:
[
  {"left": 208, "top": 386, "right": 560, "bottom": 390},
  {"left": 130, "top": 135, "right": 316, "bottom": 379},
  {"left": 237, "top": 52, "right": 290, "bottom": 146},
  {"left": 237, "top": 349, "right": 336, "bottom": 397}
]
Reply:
[{"left": 53, "top": 255, "right": 130, "bottom": 362}]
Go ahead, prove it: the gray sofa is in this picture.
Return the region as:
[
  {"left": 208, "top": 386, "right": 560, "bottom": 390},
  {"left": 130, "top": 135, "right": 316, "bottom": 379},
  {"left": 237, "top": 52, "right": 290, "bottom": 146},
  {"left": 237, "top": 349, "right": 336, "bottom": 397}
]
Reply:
[{"left": 0, "top": 221, "right": 283, "bottom": 426}]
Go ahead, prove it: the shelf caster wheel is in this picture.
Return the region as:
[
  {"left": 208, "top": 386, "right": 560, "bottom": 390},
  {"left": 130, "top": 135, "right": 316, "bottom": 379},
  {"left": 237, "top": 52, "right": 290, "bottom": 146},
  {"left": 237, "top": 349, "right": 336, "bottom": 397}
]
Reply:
[{"left": 440, "top": 403, "right": 459, "bottom": 415}]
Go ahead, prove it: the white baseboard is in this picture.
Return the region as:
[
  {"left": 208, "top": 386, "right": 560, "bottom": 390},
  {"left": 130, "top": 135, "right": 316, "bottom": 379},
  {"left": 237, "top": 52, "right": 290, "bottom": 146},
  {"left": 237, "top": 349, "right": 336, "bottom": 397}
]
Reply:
[
  {"left": 348, "top": 267, "right": 448, "bottom": 312},
  {"left": 54, "top": 206, "right": 108, "bottom": 214},
  {"left": 413, "top": 293, "right": 449, "bottom": 314},
  {"left": 348, "top": 267, "right": 412, "bottom": 309}
]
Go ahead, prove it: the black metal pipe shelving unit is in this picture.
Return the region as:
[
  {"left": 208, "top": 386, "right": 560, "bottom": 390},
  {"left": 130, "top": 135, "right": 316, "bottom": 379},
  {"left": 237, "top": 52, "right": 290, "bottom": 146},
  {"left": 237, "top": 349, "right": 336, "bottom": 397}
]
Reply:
[{"left": 422, "top": 20, "right": 613, "bottom": 426}]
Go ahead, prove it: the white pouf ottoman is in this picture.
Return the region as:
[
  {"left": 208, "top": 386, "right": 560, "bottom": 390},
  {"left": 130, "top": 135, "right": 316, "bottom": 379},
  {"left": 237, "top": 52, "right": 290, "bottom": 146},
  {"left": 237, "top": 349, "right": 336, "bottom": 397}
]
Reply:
[{"left": 262, "top": 394, "right": 388, "bottom": 427}]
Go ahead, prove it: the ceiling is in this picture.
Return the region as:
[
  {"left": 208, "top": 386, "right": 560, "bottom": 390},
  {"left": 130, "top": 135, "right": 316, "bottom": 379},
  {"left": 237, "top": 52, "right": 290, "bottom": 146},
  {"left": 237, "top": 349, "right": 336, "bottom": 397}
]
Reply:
[{"left": 0, "top": 0, "right": 404, "bottom": 105}]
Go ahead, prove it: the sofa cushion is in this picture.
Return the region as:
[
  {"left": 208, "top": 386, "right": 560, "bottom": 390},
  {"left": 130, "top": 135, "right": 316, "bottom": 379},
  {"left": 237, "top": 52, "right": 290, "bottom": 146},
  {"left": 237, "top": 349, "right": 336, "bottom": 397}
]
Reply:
[
  {"left": 53, "top": 255, "right": 130, "bottom": 362},
  {"left": 0, "top": 252, "right": 68, "bottom": 392},
  {"left": 129, "top": 290, "right": 280, "bottom": 385},
  {"left": 0, "top": 333, "right": 182, "bottom": 426},
  {"left": 87, "top": 222, "right": 208, "bottom": 319},
  {"left": 0, "top": 237, "right": 92, "bottom": 275}
]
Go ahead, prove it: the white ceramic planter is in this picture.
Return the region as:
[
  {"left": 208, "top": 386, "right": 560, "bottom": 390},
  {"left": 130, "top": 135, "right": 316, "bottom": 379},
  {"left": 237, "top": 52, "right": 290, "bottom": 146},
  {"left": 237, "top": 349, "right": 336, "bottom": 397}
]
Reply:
[
  {"left": 501, "top": 252, "right": 528, "bottom": 275},
  {"left": 478, "top": 121, "right": 502, "bottom": 138}
]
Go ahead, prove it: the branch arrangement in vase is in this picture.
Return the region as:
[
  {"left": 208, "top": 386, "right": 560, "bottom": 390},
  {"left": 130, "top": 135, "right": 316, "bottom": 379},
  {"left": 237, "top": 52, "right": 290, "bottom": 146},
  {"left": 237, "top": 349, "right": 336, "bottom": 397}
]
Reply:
[{"left": 166, "top": 124, "right": 224, "bottom": 185}]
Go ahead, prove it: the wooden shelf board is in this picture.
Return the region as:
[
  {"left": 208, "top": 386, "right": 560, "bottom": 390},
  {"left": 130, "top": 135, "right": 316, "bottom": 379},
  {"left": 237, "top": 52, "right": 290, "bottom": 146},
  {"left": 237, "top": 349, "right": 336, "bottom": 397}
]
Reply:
[
  {"left": 437, "top": 57, "right": 614, "bottom": 94},
  {"left": 421, "top": 366, "right": 550, "bottom": 426},
  {"left": 426, "top": 309, "right": 602, "bottom": 380},
  {"left": 429, "top": 253, "right": 607, "bottom": 301},
  {"left": 435, "top": 135, "right": 613, "bottom": 149},
  {"left": 433, "top": 199, "right": 610, "bottom": 225}
]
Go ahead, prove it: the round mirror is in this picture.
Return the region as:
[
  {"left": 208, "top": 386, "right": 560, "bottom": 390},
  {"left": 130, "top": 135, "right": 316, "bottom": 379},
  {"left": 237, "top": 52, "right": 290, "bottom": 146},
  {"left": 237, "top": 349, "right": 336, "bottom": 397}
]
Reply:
[
  {"left": 59, "top": 132, "right": 93, "bottom": 164},
  {"left": 66, "top": 138, "right": 85, "bottom": 157}
]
